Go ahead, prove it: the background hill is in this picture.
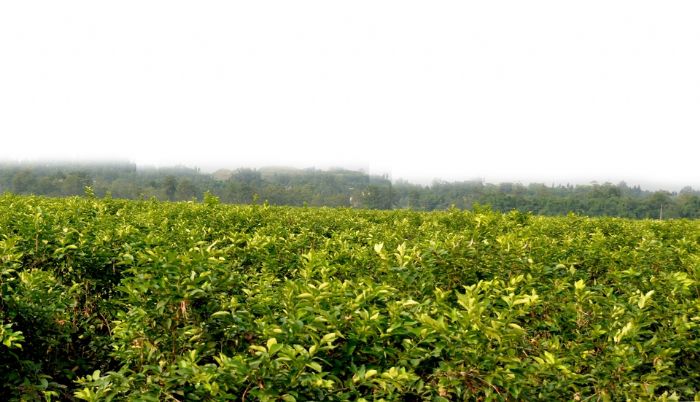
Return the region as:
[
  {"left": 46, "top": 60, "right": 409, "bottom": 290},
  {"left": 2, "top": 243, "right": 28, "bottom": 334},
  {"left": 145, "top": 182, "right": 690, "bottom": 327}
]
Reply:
[{"left": 0, "top": 162, "right": 698, "bottom": 218}]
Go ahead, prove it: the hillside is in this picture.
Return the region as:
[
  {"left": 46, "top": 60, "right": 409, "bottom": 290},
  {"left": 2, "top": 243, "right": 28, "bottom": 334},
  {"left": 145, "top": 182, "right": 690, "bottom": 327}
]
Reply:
[{"left": 1, "top": 163, "right": 699, "bottom": 218}]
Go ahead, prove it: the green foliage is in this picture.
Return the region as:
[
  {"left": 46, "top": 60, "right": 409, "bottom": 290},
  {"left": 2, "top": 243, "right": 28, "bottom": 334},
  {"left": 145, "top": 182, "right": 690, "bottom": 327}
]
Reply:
[
  {"left": 2, "top": 162, "right": 700, "bottom": 218},
  {"left": 0, "top": 193, "right": 698, "bottom": 400}
]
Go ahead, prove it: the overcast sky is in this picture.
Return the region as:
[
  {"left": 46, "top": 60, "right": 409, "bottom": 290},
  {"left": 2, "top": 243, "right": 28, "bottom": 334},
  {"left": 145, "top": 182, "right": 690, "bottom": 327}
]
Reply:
[{"left": 1, "top": 1, "right": 698, "bottom": 189}]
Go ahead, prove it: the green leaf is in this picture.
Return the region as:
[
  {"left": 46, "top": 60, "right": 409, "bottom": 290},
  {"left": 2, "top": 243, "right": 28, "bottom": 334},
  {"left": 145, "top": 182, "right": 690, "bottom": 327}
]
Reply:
[
  {"left": 211, "top": 311, "right": 231, "bottom": 318},
  {"left": 306, "top": 362, "right": 323, "bottom": 373}
]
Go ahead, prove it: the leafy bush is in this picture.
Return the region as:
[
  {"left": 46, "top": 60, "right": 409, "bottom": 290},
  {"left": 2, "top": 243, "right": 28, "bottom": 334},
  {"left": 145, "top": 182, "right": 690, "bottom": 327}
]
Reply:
[{"left": 0, "top": 194, "right": 698, "bottom": 400}]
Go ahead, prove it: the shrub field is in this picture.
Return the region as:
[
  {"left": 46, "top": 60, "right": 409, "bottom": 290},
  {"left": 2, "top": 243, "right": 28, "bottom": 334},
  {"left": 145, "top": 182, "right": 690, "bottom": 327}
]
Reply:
[{"left": 1, "top": 193, "right": 699, "bottom": 401}]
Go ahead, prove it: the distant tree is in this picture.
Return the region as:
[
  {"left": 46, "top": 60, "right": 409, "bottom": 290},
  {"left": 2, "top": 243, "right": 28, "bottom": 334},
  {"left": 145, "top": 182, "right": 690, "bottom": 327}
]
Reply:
[
  {"left": 0, "top": 163, "right": 698, "bottom": 217},
  {"left": 175, "top": 179, "right": 198, "bottom": 201},
  {"left": 110, "top": 178, "right": 138, "bottom": 199},
  {"left": 647, "top": 191, "right": 672, "bottom": 219},
  {"left": 359, "top": 184, "right": 393, "bottom": 209},
  {"left": 163, "top": 176, "right": 177, "bottom": 201},
  {"left": 61, "top": 172, "right": 92, "bottom": 196},
  {"left": 12, "top": 170, "right": 36, "bottom": 193},
  {"left": 677, "top": 192, "right": 700, "bottom": 218}
]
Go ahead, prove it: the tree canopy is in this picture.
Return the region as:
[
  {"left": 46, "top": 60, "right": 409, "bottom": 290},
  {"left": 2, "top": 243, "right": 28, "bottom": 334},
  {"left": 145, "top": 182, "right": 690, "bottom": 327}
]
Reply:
[{"left": 0, "top": 162, "right": 698, "bottom": 218}]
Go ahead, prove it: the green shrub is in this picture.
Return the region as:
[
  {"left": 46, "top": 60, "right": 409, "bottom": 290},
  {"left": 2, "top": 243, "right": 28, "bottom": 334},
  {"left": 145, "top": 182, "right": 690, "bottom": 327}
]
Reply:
[{"left": 0, "top": 194, "right": 697, "bottom": 400}]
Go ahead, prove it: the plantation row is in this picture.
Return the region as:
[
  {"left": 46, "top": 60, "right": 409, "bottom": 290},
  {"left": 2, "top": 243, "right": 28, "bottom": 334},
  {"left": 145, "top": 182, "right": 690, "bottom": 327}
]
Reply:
[{"left": 0, "top": 193, "right": 698, "bottom": 401}]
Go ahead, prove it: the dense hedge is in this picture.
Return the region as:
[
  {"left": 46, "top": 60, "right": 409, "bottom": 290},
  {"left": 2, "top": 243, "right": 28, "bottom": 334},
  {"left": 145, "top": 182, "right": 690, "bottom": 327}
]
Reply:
[{"left": 1, "top": 193, "right": 698, "bottom": 400}]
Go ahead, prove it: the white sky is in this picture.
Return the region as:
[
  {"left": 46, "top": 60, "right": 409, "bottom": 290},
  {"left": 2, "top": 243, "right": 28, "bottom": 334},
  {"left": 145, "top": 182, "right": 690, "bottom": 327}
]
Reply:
[{"left": 1, "top": 1, "right": 698, "bottom": 189}]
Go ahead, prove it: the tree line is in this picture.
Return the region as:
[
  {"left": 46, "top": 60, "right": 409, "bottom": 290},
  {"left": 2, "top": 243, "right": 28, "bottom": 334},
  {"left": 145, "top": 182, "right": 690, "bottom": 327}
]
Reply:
[{"left": 1, "top": 162, "right": 698, "bottom": 218}]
